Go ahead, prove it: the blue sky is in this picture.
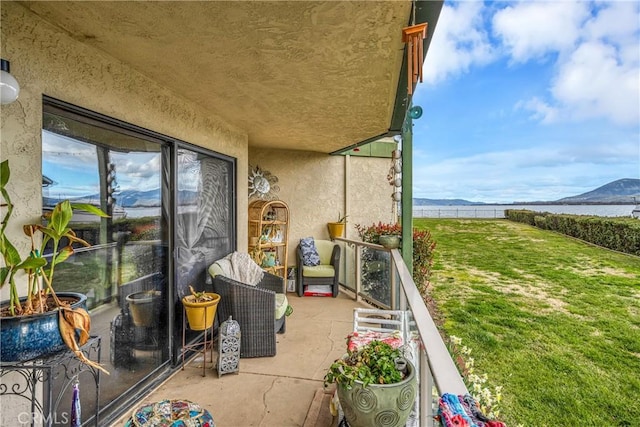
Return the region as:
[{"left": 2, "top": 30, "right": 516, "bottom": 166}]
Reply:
[{"left": 412, "top": 0, "right": 640, "bottom": 203}]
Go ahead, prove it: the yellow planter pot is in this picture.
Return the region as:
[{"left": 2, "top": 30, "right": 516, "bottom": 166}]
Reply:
[
  {"left": 327, "top": 222, "right": 345, "bottom": 239},
  {"left": 182, "top": 293, "right": 221, "bottom": 331}
]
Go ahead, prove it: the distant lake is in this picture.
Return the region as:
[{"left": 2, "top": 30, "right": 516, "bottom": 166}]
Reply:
[
  {"left": 413, "top": 204, "right": 636, "bottom": 219},
  {"left": 122, "top": 205, "right": 197, "bottom": 218},
  {"left": 126, "top": 206, "right": 162, "bottom": 218},
  {"left": 119, "top": 204, "right": 637, "bottom": 220}
]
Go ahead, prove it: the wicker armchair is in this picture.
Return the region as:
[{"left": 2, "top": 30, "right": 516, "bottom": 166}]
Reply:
[
  {"left": 211, "top": 271, "right": 286, "bottom": 358},
  {"left": 296, "top": 239, "right": 341, "bottom": 297}
]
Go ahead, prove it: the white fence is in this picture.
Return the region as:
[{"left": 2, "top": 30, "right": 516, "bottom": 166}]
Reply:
[{"left": 413, "top": 208, "right": 505, "bottom": 218}]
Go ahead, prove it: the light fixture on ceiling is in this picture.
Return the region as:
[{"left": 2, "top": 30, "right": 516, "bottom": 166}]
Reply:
[{"left": 0, "top": 59, "right": 20, "bottom": 105}]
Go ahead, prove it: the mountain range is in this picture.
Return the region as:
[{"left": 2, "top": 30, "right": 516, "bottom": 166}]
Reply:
[
  {"left": 45, "top": 178, "right": 640, "bottom": 208},
  {"left": 414, "top": 178, "right": 640, "bottom": 206},
  {"left": 44, "top": 189, "right": 196, "bottom": 208}
]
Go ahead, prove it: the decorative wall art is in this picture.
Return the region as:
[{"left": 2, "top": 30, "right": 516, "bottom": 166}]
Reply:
[{"left": 248, "top": 165, "right": 279, "bottom": 201}]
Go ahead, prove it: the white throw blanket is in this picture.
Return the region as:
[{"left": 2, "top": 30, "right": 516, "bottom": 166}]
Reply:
[{"left": 213, "top": 252, "right": 264, "bottom": 286}]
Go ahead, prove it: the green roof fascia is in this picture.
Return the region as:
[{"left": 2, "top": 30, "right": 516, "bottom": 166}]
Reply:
[
  {"left": 342, "top": 140, "right": 398, "bottom": 158},
  {"left": 390, "top": 0, "right": 444, "bottom": 133},
  {"left": 332, "top": 0, "right": 444, "bottom": 157}
]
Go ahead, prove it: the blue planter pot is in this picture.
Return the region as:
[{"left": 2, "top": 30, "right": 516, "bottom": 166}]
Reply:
[{"left": 1, "top": 292, "right": 87, "bottom": 362}]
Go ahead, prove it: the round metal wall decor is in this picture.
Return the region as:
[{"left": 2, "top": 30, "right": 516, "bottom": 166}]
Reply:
[{"left": 248, "top": 165, "right": 279, "bottom": 201}]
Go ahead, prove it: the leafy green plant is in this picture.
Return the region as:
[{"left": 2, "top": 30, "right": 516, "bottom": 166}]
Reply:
[
  {"left": 505, "top": 209, "right": 640, "bottom": 255},
  {"left": 1, "top": 160, "right": 108, "bottom": 316},
  {"left": 412, "top": 228, "right": 437, "bottom": 294},
  {"left": 0, "top": 160, "right": 109, "bottom": 373},
  {"left": 324, "top": 340, "right": 405, "bottom": 390},
  {"left": 355, "top": 221, "right": 402, "bottom": 244},
  {"left": 336, "top": 213, "right": 348, "bottom": 223}
]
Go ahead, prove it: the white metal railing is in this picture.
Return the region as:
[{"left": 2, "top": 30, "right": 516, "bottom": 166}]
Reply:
[{"left": 335, "top": 237, "right": 468, "bottom": 426}]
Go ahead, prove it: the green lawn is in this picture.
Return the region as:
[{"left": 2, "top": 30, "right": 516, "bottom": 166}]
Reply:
[{"left": 415, "top": 219, "right": 640, "bottom": 427}]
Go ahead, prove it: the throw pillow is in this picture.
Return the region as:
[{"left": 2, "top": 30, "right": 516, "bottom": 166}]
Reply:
[{"left": 300, "top": 237, "right": 320, "bottom": 266}]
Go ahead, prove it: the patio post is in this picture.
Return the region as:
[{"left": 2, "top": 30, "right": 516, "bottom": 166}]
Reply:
[{"left": 401, "top": 108, "right": 414, "bottom": 274}]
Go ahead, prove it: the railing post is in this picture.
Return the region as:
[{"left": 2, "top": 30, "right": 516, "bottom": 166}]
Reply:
[
  {"left": 355, "top": 244, "right": 362, "bottom": 302},
  {"left": 401, "top": 106, "right": 413, "bottom": 275},
  {"left": 421, "top": 349, "right": 434, "bottom": 427},
  {"left": 390, "top": 255, "right": 397, "bottom": 310}
]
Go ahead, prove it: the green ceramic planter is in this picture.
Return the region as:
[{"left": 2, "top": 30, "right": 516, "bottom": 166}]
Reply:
[
  {"left": 379, "top": 234, "right": 401, "bottom": 249},
  {"left": 337, "top": 360, "right": 417, "bottom": 427}
]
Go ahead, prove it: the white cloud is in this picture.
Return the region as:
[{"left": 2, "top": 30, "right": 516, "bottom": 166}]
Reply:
[
  {"left": 112, "top": 152, "right": 161, "bottom": 192},
  {"left": 496, "top": 1, "right": 640, "bottom": 126},
  {"left": 425, "top": 1, "right": 639, "bottom": 126},
  {"left": 551, "top": 40, "right": 640, "bottom": 125},
  {"left": 416, "top": 1, "right": 639, "bottom": 202},
  {"left": 515, "top": 97, "right": 559, "bottom": 124},
  {"left": 423, "top": 2, "right": 496, "bottom": 84},
  {"left": 42, "top": 132, "right": 97, "bottom": 169},
  {"left": 492, "top": 1, "right": 590, "bottom": 62},
  {"left": 584, "top": 1, "right": 640, "bottom": 47}
]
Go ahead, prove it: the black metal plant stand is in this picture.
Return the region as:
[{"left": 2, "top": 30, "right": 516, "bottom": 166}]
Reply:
[{"left": 0, "top": 336, "right": 101, "bottom": 427}]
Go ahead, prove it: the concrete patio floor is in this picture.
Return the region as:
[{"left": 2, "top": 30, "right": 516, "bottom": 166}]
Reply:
[{"left": 111, "top": 291, "right": 371, "bottom": 426}]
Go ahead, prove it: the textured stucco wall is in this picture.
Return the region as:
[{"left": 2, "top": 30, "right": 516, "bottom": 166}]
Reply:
[
  {"left": 348, "top": 155, "right": 398, "bottom": 231},
  {"left": 0, "top": 3, "right": 249, "bottom": 299},
  {"left": 248, "top": 148, "right": 394, "bottom": 266},
  {"left": 17, "top": 1, "right": 411, "bottom": 152}
]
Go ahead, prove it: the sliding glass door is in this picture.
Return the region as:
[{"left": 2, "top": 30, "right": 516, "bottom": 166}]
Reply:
[{"left": 42, "top": 97, "right": 235, "bottom": 424}]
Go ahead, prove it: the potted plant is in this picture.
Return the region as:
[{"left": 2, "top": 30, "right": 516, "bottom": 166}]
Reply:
[
  {"left": 355, "top": 221, "right": 402, "bottom": 246},
  {"left": 126, "top": 290, "right": 162, "bottom": 327},
  {"left": 0, "top": 160, "right": 109, "bottom": 372},
  {"left": 327, "top": 213, "right": 348, "bottom": 240},
  {"left": 378, "top": 234, "right": 401, "bottom": 249},
  {"left": 324, "top": 340, "right": 417, "bottom": 427},
  {"left": 249, "top": 246, "right": 277, "bottom": 275},
  {"left": 182, "top": 285, "right": 220, "bottom": 331}
]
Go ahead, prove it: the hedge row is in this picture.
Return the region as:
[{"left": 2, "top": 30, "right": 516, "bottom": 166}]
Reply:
[{"left": 505, "top": 209, "right": 640, "bottom": 256}]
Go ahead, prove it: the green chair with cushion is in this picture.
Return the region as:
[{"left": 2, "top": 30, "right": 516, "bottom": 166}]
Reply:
[{"left": 296, "top": 238, "right": 341, "bottom": 297}]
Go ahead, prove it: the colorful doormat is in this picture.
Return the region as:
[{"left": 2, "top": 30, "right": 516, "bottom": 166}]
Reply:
[{"left": 125, "top": 399, "right": 215, "bottom": 427}]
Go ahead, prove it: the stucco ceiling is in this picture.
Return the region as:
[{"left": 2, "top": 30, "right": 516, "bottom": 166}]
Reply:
[{"left": 19, "top": 1, "right": 441, "bottom": 153}]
